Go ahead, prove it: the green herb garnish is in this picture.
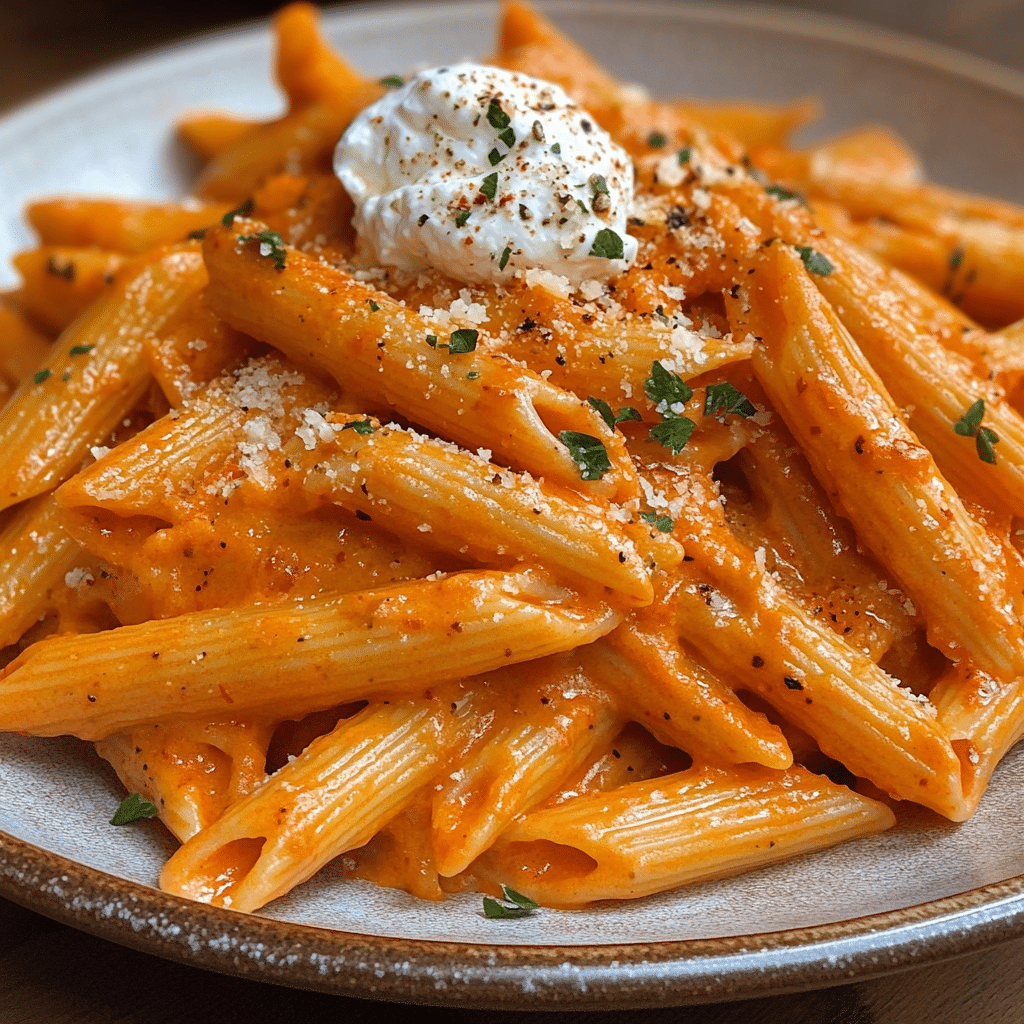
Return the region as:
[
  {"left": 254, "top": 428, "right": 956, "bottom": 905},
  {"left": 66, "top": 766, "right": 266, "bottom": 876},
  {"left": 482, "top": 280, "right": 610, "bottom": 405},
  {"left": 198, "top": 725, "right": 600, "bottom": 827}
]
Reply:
[
  {"left": 742, "top": 154, "right": 766, "bottom": 183},
  {"left": 588, "top": 396, "right": 617, "bottom": 430},
  {"left": 368, "top": 300, "right": 380, "bottom": 312},
  {"left": 187, "top": 227, "right": 208, "bottom": 240},
  {"left": 648, "top": 131, "right": 667, "bottom": 148},
  {"left": 640, "top": 510, "right": 674, "bottom": 532},
  {"left": 588, "top": 397, "right": 642, "bottom": 430},
  {"left": 589, "top": 173, "right": 609, "bottom": 196},
  {"left": 222, "top": 197, "right": 254, "bottom": 226},
  {"left": 645, "top": 361, "right": 697, "bottom": 453},
  {"left": 342, "top": 419, "right": 375, "bottom": 434},
  {"left": 110, "top": 792, "right": 158, "bottom": 826},
  {"left": 455, "top": 210, "right": 471, "bottom": 227},
  {"left": 487, "top": 98, "right": 511, "bottom": 131},
  {"left": 46, "top": 256, "right": 75, "bottom": 281},
  {"left": 650, "top": 416, "right": 696, "bottom": 454},
  {"left": 426, "top": 334, "right": 438, "bottom": 348},
  {"left": 380, "top": 74, "right": 404, "bottom": 88},
  {"left": 954, "top": 398, "right": 999, "bottom": 464},
  {"left": 238, "top": 230, "right": 287, "bottom": 269},
  {"left": 559, "top": 431, "right": 611, "bottom": 480},
  {"left": 795, "top": 245, "right": 833, "bottom": 276},
  {"left": 448, "top": 328, "right": 479, "bottom": 354},
  {"left": 704, "top": 382, "right": 756, "bottom": 419},
  {"left": 644, "top": 360, "right": 694, "bottom": 413},
  {"left": 33, "top": 369, "right": 52, "bottom": 385},
  {"left": 551, "top": 142, "right": 561, "bottom": 155},
  {"left": 69, "top": 344, "right": 95, "bottom": 356},
  {"left": 480, "top": 172, "right": 499, "bottom": 202},
  {"left": 590, "top": 228, "right": 624, "bottom": 260},
  {"left": 615, "top": 406, "right": 643, "bottom": 423},
  {"left": 488, "top": 148, "right": 506, "bottom": 166},
  {"left": 765, "top": 184, "right": 806, "bottom": 207},
  {"left": 467, "top": 371, "right": 480, "bottom": 380},
  {"left": 677, "top": 147, "right": 692, "bottom": 164},
  {"left": 499, "top": 246, "right": 512, "bottom": 271},
  {"left": 483, "top": 885, "right": 541, "bottom": 919}
]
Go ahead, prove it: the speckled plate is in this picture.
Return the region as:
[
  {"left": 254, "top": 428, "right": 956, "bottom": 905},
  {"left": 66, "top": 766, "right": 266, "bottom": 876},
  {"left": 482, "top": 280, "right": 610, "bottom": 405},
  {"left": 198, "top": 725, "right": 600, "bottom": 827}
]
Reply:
[{"left": 3, "top": 1, "right": 1024, "bottom": 1009}]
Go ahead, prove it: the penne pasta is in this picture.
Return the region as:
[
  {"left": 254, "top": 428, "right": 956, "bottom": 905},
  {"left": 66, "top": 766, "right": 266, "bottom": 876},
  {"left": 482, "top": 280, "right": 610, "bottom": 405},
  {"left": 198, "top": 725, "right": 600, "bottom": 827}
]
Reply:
[
  {"left": 0, "top": 568, "right": 621, "bottom": 740},
  {"left": 432, "top": 656, "right": 624, "bottom": 876},
  {"left": 0, "top": 244, "right": 207, "bottom": 512},
  {"left": 472, "top": 763, "right": 895, "bottom": 907},
  {"left": 201, "top": 220, "right": 640, "bottom": 502},
  {"left": 6, "top": 0, "right": 1024, "bottom": 918},
  {"left": 160, "top": 695, "right": 458, "bottom": 911},
  {"left": 95, "top": 718, "right": 276, "bottom": 842}
]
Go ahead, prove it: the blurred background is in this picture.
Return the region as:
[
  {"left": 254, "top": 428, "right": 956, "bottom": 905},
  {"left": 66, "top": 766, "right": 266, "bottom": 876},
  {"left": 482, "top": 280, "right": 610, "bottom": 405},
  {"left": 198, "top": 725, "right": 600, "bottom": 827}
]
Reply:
[{"left": 2, "top": 0, "right": 1024, "bottom": 113}]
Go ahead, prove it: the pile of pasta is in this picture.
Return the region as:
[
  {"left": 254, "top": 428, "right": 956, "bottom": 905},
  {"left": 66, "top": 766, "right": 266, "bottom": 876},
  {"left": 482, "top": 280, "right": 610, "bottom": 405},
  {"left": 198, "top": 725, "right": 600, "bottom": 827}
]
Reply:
[{"left": 3, "top": 1, "right": 1024, "bottom": 914}]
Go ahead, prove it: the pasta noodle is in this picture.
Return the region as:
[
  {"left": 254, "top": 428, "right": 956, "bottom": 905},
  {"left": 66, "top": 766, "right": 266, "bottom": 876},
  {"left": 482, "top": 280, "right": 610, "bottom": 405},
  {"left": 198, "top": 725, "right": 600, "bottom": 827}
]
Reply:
[{"left": 2, "top": 0, "right": 1024, "bottom": 915}]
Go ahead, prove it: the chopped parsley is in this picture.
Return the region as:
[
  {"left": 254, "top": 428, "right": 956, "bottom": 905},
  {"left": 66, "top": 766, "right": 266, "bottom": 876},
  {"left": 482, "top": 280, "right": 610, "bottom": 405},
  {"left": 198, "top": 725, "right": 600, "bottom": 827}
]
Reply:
[
  {"left": 647, "top": 131, "right": 667, "bottom": 148},
  {"left": 480, "top": 172, "right": 499, "bottom": 202},
  {"left": 380, "top": 74, "right": 404, "bottom": 88},
  {"left": 187, "top": 228, "right": 208, "bottom": 240},
  {"left": 488, "top": 147, "right": 506, "bottom": 166},
  {"left": 483, "top": 885, "right": 540, "bottom": 919},
  {"left": 949, "top": 244, "right": 965, "bottom": 272},
  {"left": 33, "top": 368, "right": 52, "bottom": 385},
  {"left": 238, "top": 230, "right": 287, "bottom": 269},
  {"left": 69, "top": 344, "right": 95, "bottom": 356},
  {"left": 455, "top": 209, "right": 471, "bottom": 227},
  {"left": 590, "top": 228, "right": 624, "bottom": 260},
  {"left": 645, "top": 360, "right": 696, "bottom": 453},
  {"left": 588, "top": 396, "right": 616, "bottom": 429},
  {"left": 742, "top": 154, "right": 766, "bottom": 183},
  {"left": 677, "top": 147, "right": 692, "bottom": 164},
  {"left": 487, "top": 98, "right": 511, "bottom": 131},
  {"left": 426, "top": 334, "right": 438, "bottom": 348},
  {"left": 640, "top": 510, "right": 674, "bottom": 533},
  {"left": 795, "top": 245, "right": 833, "bottom": 276},
  {"left": 954, "top": 398, "right": 999, "bottom": 464},
  {"left": 342, "top": 419, "right": 375, "bottom": 434},
  {"left": 704, "top": 382, "right": 756, "bottom": 419},
  {"left": 46, "top": 256, "right": 75, "bottom": 281},
  {"left": 589, "top": 173, "right": 609, "bottom": 196},
  {"left": 110, "top": 792, "right": 158, "bottom": 826},
  {"left": 559, "top": 430, "right": 611, "bottom": 480},
  {"left": 498, "top": 246, "right": 512, "bottom": 271},
  {"left": 551, "top": 142, "right": 561, "bottom": 155},
  {"left": 368, "top": 300, "right": 380, "bottom": 312},
  {"left": 765, "top": 184, "right": 806, "bottom": 207},
  {"left": 448, "top": 328, "right": 479, "bottom": 354},
  {"left": 467, "top": 370, "right": 480, "bottom": 380},
  {"left": 650, "top": 416, "right": 696, "bottom": 454},
  {"left": 645, "top": 360, "right": 694, "bottom": 413},
  {"left": 588, "top": 396, "right": 643, "bottom": 430},
  {"left": 222, "top": 197, "right": 254, "bottom": 226}
]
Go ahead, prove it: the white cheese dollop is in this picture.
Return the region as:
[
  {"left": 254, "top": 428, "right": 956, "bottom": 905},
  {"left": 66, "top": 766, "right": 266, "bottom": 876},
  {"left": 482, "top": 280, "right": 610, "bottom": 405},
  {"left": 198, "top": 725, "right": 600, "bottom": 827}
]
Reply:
[{"left": 334, "top": 63, "right": 637, "bottom": 287}]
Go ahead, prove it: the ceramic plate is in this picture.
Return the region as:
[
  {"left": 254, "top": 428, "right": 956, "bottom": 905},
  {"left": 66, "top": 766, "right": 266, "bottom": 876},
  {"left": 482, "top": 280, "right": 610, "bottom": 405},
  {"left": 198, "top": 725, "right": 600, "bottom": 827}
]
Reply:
[{"left": 3, "top": 1, "right": 1024, "bottom": 1009}]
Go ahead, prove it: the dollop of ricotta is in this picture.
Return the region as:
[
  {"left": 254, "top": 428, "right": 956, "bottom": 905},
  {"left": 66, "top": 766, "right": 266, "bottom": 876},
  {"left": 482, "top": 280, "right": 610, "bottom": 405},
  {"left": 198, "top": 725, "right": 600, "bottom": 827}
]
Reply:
[{"left": 334, "top": 63, "right": 637, "bottom": 287}]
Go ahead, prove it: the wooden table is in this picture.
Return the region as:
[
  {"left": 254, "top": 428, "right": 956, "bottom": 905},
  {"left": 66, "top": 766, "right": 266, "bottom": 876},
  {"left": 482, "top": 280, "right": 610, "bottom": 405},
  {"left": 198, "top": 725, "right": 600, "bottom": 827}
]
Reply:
[{"left": 3, "top": 2, "right": 1024, "bottom": 1020}]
